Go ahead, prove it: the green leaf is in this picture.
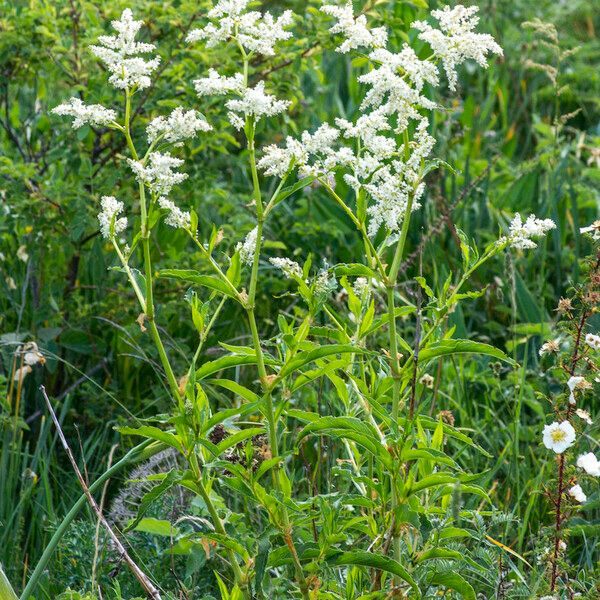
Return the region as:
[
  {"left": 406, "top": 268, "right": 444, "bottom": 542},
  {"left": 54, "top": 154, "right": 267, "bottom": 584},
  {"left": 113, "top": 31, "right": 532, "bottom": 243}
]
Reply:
[
  {"left": 332, "top": 263, "right": 378, "bottom": 278},
  {"left": 429, "top": 572, "right": 475, "bottom": 600},
  {"left": 196, "top": 354, "right": 280, "bottom": 380},
  {"left": 278, "top": 344, "right": 362, "bottom": 379},
  {"left": 134, "top": 517, "right": 179, "bottom": 537},
  {"left": 419, "top": 339, "right": 516, "bottom": 366},
  {"left": 158, "top": 269, "right": 238, "bottom": 300},
  {"left": 327, "top": 551, "right": 420, "bottom": 597},
  {"left": 270, "top": 176, "right": 316, "bottom": 208},
  {"left": 117, "top": 426, "right": 182, "bottom": 453}
]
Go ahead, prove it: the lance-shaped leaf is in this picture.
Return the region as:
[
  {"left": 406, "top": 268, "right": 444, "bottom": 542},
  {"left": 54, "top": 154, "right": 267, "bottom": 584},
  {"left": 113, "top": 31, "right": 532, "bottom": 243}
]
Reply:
[
  {"left": 277, "top": 344, "right": 363, "bottom": 379},
  {"left": 158, "top": 269, "right": 239, "bottom": 300},
  {"left": 327, "top": 551, "right": 420, "bottom": 597},
  {"left": 429, "top": 572, "right": 475, "bottom": 600},
  {"left": 117, "top": 425, "right": 183, "bottom": 453},
  {"left": 196, "top": 354, "right": 280, "bottom": 380},
  {"left": 419, "top": 339, "right": 516, "bottom": 366}
]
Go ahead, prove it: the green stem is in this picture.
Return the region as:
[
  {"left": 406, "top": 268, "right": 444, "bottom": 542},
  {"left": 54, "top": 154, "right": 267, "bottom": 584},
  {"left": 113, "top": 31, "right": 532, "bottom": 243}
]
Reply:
[{"left": 20, "top": 441, "right": 162, "bottom": 600}]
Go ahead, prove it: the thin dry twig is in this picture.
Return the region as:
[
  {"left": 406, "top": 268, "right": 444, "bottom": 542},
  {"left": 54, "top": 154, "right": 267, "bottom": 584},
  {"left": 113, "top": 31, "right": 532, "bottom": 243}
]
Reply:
[{"left": 40, "top": 385, "right": 163, "bottom": 600}]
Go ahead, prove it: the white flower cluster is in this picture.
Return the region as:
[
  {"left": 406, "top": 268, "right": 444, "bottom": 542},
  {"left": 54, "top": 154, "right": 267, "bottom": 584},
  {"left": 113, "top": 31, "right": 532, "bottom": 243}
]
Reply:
[
  {"left": 237, "top": 227, "right": 259, "bottom": 265},
  {"left": 194, "top": 69, "right": 245, "bottom": 97},
  {"left": 158, "top": 196, "right": 191, "bottom": 229},
  {"left": 413, "top": 5, "right": 503, "bottom": 91},
  {"left": 269, "top": 257, "right": 303, "bottom": 279},
  {"left": 147, "top": 108, "right": 211, "bottom": 145},
  {"left": 90, "top": 9, "right": 160, "bottom": 90},
  {"left": 321, "top": 2, "right": 387, "bottom": 54},
  {"left": 186, "top": 1, "right": 293, "bottom": 57},
  {"left": 258, "top": 4, "right": 501, "bottom": 238},
  {"left": 225, "top": 81, "right": 291, "bottom": 130},
  {"left": 52, "top": 97, "right": 117, "bottom": 129},
  {"left": 503, "top": 213, "right": 556, "bottom": 250},
  {"left": 128, "top": 152, "right": 188, "bottom": 196},
  {"left": 98, "top": 196, "right": 127, "bottom": 239}
]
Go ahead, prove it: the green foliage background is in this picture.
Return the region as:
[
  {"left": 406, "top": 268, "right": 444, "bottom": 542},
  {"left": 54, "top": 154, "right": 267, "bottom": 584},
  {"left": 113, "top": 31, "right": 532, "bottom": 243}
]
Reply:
[{"left": 1, "top": 0, "right": 599, "bottom": 598}]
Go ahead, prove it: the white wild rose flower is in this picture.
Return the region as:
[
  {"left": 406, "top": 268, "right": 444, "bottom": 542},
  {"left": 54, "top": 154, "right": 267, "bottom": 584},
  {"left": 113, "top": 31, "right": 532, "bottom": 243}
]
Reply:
[
  {"left": 186, "top": 0, "right": 293, "bottom": 56},
  {"left": 157, "top": 197, "right": 191, "bottom": 229},
  {"left": 580, "top": 220, "right": 600, "bottom": 240},
  {"left": 577, "top": 452, "right": 600, "bottom": 477},
  {"left": 89, "top": 9, "right": 160, "bottom": 90},
  {"left": 321, "top": 2, "right": 388, "bottom": 54},
  {"left": 567, "top": 375, "right": 591, "bottom": 405},
  {"left": 503, "top": 213, "right": 556, "bottom": 250},
  {"left": 225, "top": 81, "right": 290, "bottom": 129},
  {"left": 585, "top": 333, "right": 600, "bottom": 350},
  {"left": 542, "top": 421, "right": 576, "bottom": 454},
  {"left": 52, "top": 97, "right": 117, "bottom": 129},
  {"left": 237, "top": 227, "right": 259, "bottom": 265},
  {"left": 194, "top": 69, "right": 245, "bottom": 97},
  {"left": 98, "top": 196, "right": 127, "bottom": 239},
  {"left": 128, "top": 152, "right": 188, "bottom": 196},
  {"left": 568, "top": 484, "right": 587, "bottom": 503},
  {"left": 539, "top": 339, "right": 560, "bottom": 356},
  {"left": 413, "top": 5, "right": 503, "bottom": 91},
  {"left": 575, "top": 408, "right": 593, "bottom": 425},
  {"left": 147, "top": 108, "right": 211, "bottom": 145},
  {"left": 269, "top": 257, "right": 303, "bottom": 279}
]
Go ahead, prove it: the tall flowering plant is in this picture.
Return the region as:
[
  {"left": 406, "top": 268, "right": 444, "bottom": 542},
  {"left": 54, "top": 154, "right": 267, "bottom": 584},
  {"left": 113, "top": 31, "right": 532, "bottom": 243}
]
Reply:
[{"left": 47, "top": 2, "right": 557, "bottom": 598}]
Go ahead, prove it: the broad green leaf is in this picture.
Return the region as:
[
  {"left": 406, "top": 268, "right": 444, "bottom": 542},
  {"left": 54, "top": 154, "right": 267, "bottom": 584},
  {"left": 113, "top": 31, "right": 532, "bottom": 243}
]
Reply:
[
  {"left": 196, "top": 354, "right": 280, "bottom": 380},
  {"left": 327, "top": 551, "right": 420, "bottom": 597},
  {"left": 117, "top": 426, "right": 182, "bottom": 453},
  {"left": 419, "top": 339, "right": 516, "bottom": 366},
  {"left": 429, "top": 572, "right": 475, "bottom": 600},
  {"left": 278, "top": 344, "right": 363, "bottom": 379},
  {"left": 134, "top": 517, "right": 179, "bottom": 537}
]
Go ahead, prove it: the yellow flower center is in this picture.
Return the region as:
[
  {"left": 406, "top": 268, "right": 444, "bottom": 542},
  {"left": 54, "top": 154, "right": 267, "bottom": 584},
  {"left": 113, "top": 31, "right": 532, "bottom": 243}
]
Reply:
[{"left": 551, "top": 429, "right": 566, "bottom": 443}]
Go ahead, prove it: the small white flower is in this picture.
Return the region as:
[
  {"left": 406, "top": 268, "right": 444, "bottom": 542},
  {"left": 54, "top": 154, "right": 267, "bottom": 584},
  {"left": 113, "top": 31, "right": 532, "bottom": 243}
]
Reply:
[
  {"left": 16, "top": 245, "right": 29, "bottom": 263},
  {"left": 580, "top": 220, "right": 600, "bottom": 240},
  {"left": 52, "top": 97, "right": 117, "bottom": 129},
  {"left": 352, "top": 277, "right": 370, "bottom": 298},
  {"left": 147, "top": 108, "right": 211, "bottom": 145},
  {"left": 13, "top": 365, "right": 32, "bottom": 382},
  {"left": 577, "top": 452, "right": 600, "bottom": 476},
  {"left": 269, "top": 257, "right": 303, "bottom": 279},
  {"left": 575, "top": 408, "right": 593, "bottom": 425},
  {"left": 419, "top": 373, "right": 434, "bottom": 389},
  {"left": 567, "top": 376, "right": 591, "bottom": 405},
  {"left": 539, "top": 339, "right": 560, "bottom": 356},
  {"left": 585, "top": 333, "right": 600, "bottom": 350},
  {"left": 89, "top": 9, "right": 160, "bottom": 90},
  {"left": 568, "top": 484, "right": 587, "bottom": 503},
  {"left": 98, "top": 196, "right": 127, "bottom": 239},
  {"left": 21, "top": 342, "right": 45, "bottom": 366},
  {"left": 542, "top": 421, "right": 576, "bottom": 454},
  {"left": 157, "top": 197, "right": 190, "bottom": 229},
  {"left": 236, "top": 227, "right": 259, "bottom": 265}
]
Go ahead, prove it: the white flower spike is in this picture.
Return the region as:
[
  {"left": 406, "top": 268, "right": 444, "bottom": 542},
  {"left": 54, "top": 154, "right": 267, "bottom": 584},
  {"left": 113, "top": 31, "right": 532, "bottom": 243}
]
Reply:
[{"left": 52, "top": 97, "right": 117, "bottom": 129}]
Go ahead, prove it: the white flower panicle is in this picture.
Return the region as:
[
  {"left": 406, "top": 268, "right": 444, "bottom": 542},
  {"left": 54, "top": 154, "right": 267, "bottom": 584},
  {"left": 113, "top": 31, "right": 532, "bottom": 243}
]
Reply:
[
  {"left": 147, "top": 108, "right": 211, "bottom": 145},
  {"left": 90, "top": 9, "right": 160, "bottom": 90},
  {"left": 585, "top": 333, "right": 600, "bottom": 350},
  {"left": 321, "top": 3, "right": 388, "bottom": 54},
  {"left": 577, "top": 452, "right": 600, "bottom": 477},
  {"left": 269, "top": 257, "right": 303, "bottom": 279},
  {"left": 225, "top": 81, "right": 291, "bottom": 130},
  {"left": 542, "top": 421, "right": 576, "bottom": 454},
  {"left": 504, "top": 213, "right": 556, "bottom": 250},
  {"left": 194, "top": 69, "right": 245, "bottom": 97},
  {"left": 237, "top": 227, "right": 259, "bottom": 265},
  {"left": 568, "top": 484, "right": 586, "bottom": 503},
  {"left": 128, "top": 152, "right": 187, "bottom": 196},
  {"left": 158, "top": 197, "right": 191, "bottom": 229},
  {"left": 413, "top": 5, "right": 503, "bottom": 91},
  {"left": 98, "top": 196, "right": 127, "bottom": 239},
  {"left": 52, "top": 97, "right": 117, "bottom": 129},
  {"left": 352, "top": 277, "right": 370, "bottom": 297},
  {"left": 186, "top": 0, "right": 293, "bottom": 57}
]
